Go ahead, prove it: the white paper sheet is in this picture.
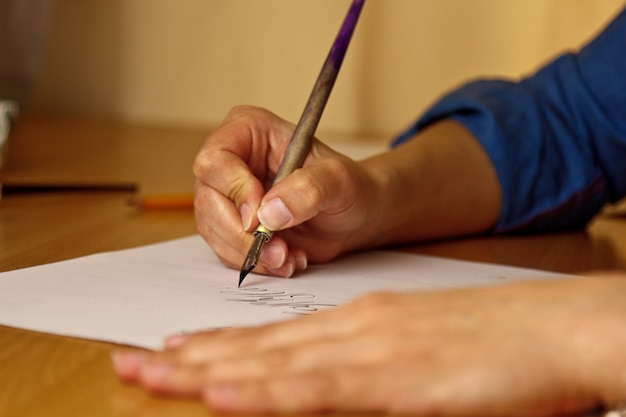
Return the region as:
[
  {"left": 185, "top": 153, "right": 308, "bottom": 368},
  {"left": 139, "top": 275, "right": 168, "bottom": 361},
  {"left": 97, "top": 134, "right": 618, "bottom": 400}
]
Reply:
[{"left": 0, "top": 235, "right": 571, "bottom": 349}]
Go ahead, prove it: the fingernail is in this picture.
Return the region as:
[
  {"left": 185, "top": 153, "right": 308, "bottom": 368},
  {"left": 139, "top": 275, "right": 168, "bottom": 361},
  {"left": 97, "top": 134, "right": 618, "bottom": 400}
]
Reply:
[
  {"left": 112, "top": 350, "right": 146, "bottom": 368},
  {"left": 284, "top": 261, "right": 295, "bottom": 278},
  {"left": 204, "top": 384, "right": 240, "bottom": 409},
  {"left": 295, "top": 253, "right": 308, "bottom": 271},
  {"left": 164, "top": 333, "right": 189, "bottom": 349},
  {"left": 141, "top": 361, "right": 172, "bottom": 381},
  {"left": 111, "top": 350, "right": 147, "bottom": 379},
  {"left": 260, "top": 241, "right": 286, "bottom": 269},
  {"left": 268, "top": 257, "right": 295, "bottom": 278},
  {"left": 257, "top": 198, "right": 292, "bottom": 230},
  {"left": 240, "top": 203, "right": 252, "bottom": 231}
]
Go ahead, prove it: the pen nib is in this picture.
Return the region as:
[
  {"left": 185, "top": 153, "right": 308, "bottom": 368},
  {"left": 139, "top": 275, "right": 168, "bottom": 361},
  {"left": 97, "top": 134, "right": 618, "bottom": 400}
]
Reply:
[
  {"left": 238, "top": 230, "right": 271, "bottom": 287},
  {"left": 238, "top": 267, "right": 252, "bottom": 288}
]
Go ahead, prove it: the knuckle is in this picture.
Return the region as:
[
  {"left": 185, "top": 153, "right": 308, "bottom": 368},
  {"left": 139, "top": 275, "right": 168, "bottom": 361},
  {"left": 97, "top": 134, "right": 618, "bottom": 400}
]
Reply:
[
  {"left": 304, "top": 373, "right": 337, "bottom": 405},
  {"left": 195, "top": 218, "right": 245, "bottom": 270},
  {"left": 226, "top": 176, "right": 250, "bottom": 206},
  {"left": 269, "top": 373, "right": 337, "bottom": 410},
  {"left": 263, "top": 350, "right": 293, "bottom": 370},
  {"left": 323, "top": 157, "right": 353, "bottom": 184},
  {"left": 226, "top": 104, "right": 262, "bottom": 119},
  {"left": 194, "top": 153, "right": 251, "bottom": 207},
  {"left": 291, "top": 157, "right": 355, "bottom": 212},
  {"left": 291, "top": 170, "right": 325, "bottom": 208},
  {"left": 192, "top": 147, "right": 220, "bottom": 180},
  {"left": 195, "top": 218, "right": 211, "bottom": 238},
  {"left": 224, "top": 105, "right": 276, "bottom": 129},
  {"left": 234, "top": 232, "right": 253, "bottom": 255},
  {"left": 191, "top": 152, "right": 206, "bottom": 179}
]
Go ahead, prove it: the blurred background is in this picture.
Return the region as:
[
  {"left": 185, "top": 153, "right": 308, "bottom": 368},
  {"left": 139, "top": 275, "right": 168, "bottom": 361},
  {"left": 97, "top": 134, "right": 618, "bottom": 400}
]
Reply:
[{"left": 10, "top": 0, "right": 626, "bottom": 139}]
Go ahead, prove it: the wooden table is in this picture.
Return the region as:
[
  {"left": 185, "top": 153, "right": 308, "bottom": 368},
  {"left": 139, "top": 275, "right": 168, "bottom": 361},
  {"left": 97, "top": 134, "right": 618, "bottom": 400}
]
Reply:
[{"left": 1, "top": 115, "right": 625, "bottom": 416}]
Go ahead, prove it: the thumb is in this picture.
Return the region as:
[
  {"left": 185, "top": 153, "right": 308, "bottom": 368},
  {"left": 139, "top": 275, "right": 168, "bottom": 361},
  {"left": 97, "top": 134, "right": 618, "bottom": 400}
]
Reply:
[
  {"left": 256, "top": 156, "right": 356, "bottom": 231},
  {"left": 256, "top": 196, "right": 295, "bottom": 231}
]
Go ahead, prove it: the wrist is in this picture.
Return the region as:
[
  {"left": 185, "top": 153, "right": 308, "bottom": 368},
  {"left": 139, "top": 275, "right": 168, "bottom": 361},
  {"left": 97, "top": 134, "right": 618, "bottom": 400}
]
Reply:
[{"left": 361, "top": 119, "right": 501, "bottom": 247}]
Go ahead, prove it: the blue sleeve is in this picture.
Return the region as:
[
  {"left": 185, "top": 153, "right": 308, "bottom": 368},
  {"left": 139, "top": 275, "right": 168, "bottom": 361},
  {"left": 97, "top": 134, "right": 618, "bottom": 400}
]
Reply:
[{"left": 393, "top": 8, "right": 626, "bottom": 234}]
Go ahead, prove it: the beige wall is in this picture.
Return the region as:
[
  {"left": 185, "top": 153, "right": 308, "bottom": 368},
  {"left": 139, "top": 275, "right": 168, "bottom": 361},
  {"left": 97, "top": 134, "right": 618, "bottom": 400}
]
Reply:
[{"left": 32, "top": 0, "right": 624, "bottom": 139}]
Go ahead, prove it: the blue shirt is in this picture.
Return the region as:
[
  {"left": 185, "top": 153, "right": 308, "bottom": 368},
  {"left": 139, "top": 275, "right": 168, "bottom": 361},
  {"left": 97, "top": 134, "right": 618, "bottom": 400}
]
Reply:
[{"left": 393, "top": 8, "right": 626, "bottom": 233}]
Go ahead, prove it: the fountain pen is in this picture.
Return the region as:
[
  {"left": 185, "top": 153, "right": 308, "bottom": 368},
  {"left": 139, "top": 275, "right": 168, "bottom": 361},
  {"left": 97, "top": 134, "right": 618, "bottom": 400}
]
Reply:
[{"left": 238, "top": 0, "right": 366, "bottom": 287}]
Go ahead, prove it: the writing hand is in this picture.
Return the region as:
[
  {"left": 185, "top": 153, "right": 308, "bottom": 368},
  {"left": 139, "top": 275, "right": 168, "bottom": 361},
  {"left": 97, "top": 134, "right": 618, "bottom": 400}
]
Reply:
[
  {"left": 194, "top": 106, "right": 503, "bottom": 279},
  {"left": 193, "top": 105, "right": 382, "bottom": 277}
]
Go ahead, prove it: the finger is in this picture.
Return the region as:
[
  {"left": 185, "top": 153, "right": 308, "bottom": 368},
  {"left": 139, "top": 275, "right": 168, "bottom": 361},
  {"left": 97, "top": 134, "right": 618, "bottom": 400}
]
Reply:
[
  {"left": 116, "top": 337, "right": 565, "bottom": 415},
  {"left": 202, "top": 366, "right": 398, "bottom": 413},
  {"left": 196, "top": 175, "right": 304, "bottom": 277},
  {"left": 119, "top": 347, "right": 392, "bottom": 402},
  {"left": 136, "top": 359, "right": 206, "bottom": 398},
  {"left": 164, "top": 310, "right": 447, "bottom": 383},
  {"left": 162, "top": 305, "right": 364, "bottom": 365},
  {"left": 194, "top": 183, "right": 251, "bottom": 268},
  {"left": 193, "top": 106, "right": 294, "bottom": 212},
  {"left": 201, "top": 359, "right": 584, "bottom": 415},
  {"left": 111, "top": 349, "right": 149, "bottom": 383},
  {"left": 189, "top": 335, "right": 391, "bottom": 381},
  {"left": 193, "top": 145, "right": 265, "bottom": 218},
  {"left": 195, "top": 182, "right": 287, "bottom": 267},
  {"left": 127, "top": 343, "right": 592, "bottom": 416},
  {"left": 257, "top": 155, "right": 363, "bottom": 232},
  {"left": 116, "top": 336, "right": 371, "bottom": 397},
  {"left": 112, "top": 348, "right": 220, "bottom": 396}
]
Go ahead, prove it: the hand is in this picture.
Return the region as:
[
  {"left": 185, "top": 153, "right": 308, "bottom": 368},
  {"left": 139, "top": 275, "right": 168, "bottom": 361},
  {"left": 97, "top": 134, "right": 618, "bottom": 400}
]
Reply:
[
  {"left": 112, "top": 275, "right": 626, "bottom": 415},
  {"left": 193, "top": 106, "right": 502, "bottom": 278},
  {"left": 193, "top": 105, "right": 382, "bottom": 277}
]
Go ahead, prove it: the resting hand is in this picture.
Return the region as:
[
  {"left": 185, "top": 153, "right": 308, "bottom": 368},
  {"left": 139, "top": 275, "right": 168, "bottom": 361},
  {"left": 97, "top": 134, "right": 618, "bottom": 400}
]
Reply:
[
  {"left": 112, "top": 275, "right": 626, "bottom": 415},
  {"left": 193, "top": 105, "right": 381, "bottom": 277}
]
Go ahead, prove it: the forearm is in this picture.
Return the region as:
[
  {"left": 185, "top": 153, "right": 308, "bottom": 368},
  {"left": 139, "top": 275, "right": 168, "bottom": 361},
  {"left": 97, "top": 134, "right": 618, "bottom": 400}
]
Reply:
[
  {"left": 358, "top": 119, "right": 501, "bottom": 248},
  {"left": 391, "top": 8, "right": 626, "bottom": 235}
]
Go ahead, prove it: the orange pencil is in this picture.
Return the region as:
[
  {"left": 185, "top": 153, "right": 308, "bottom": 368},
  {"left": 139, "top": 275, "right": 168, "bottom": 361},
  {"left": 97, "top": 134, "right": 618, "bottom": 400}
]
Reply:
[{"left": 129, "top": 194, "right": 194, "bottom": 210}]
